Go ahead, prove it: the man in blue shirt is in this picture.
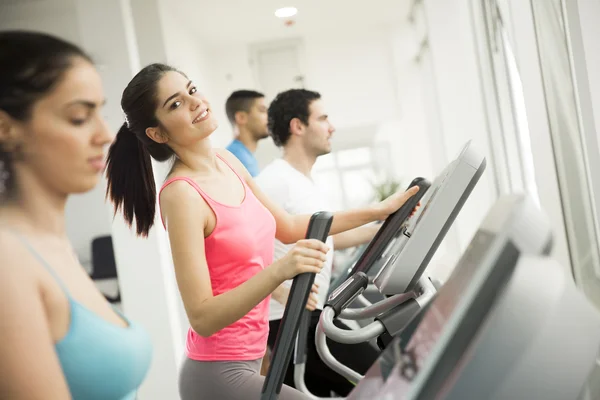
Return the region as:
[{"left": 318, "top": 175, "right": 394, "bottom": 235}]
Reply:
[{"left": 225, "top": 90, "right": 269, "bottom": 176}]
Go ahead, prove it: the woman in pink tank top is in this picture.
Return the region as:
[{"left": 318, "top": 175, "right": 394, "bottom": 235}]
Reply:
[{"left": 105, "top": 63, "right": 419, "bottom": 400}]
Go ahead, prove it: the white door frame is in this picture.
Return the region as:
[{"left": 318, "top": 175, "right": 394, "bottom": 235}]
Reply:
[{"left": 248, "top": 37, "right": 308, "bottom": 97}]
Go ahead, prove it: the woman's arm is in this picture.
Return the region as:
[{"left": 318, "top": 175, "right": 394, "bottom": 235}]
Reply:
[
  {"left": 271, "top": 284, "right": 289, "bottom": 305},
  {"left": 0, "top": 244, "right": 72, "bottom": 399},
  {"left": 160, "top": 181, "right": 326, "bottom": 337},
  {"left": 332, "top": 224, "right": 381, "bottom": 250},
  {"left": 219, "top": 150, "right": 419, "bottom": 245}
]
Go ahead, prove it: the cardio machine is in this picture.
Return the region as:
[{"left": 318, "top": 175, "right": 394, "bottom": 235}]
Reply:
[
  {"left": 261, "top": 174, "right": 429, "bottom": 400},
  {"left": 261, "top": 140, "right": 486, "bottom": 399},
  {"left": 313, "top": 140, "right": 488, "bottom": 388},
  {"left": 347, "top": 194, "right": 600, "bottom": 400},
  {"left": 334, "top": 140, "right": 486, "bottom": 298}
]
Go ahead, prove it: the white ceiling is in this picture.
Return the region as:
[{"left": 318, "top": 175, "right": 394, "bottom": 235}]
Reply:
[{"left": 166, "top": 0, "right": 412, "bottom": 47}]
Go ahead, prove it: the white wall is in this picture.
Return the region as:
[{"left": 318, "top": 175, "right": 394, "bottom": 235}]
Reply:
[
  {"left": 0, "top": 0, "right": 80, "bottom": 42},
  {"left": 194, "top": 45, "right": 257, "bottom": 148},
  {"left": 422, "top": 0, "right": 499, "bottom": 267},
  {"left": 385, "top": 23, "right": 436, "bottom": 185},
  {"left": 303, "top": 28, "right": 401, "bottom": 131},
  {"left": 381, "top": 21, "right": 456, "bottom": 278},
  {"left": 158, "top": 3, "right": 216, "bottom": 124}
]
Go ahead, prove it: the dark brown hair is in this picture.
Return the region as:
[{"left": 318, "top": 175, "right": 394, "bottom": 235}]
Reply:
[
  {"left": 0, "top": 31, "right": 92, "bottom": 199},
  {"left": 225, "top": 89, "right": 264, "bottom": 125},
  {"left": 268, "top": 89, "right": 321, "bottom": 147},
  {"left": 105, "top": 63, "right": 184, "bottom": 236}
]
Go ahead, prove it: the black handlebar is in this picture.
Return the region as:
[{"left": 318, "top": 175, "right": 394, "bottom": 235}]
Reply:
[
  {"left": 349, "top": 177, "right": 431, "bottom": 276},
  {"left": 294, "top": 310, "right": 312, "bottom": 366},
  {"left": 261, "top": 211, "right": 333, "bottom": 400},
  {"left": 326, "top": 272, "right": 369, "bottom": 316}
]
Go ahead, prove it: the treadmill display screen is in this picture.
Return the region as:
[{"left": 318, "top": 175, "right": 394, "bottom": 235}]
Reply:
[{"left": 374, "top": 230, "right": 496, "bottom": 397}]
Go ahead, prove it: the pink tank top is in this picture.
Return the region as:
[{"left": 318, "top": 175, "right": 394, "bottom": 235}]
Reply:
[{"left": 159, "top": 154, "right": 276, "bottom": 361}]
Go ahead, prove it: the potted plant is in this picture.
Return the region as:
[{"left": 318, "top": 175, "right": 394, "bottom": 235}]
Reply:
[{"left": 371, "top": 176, "right": 403, "bottom": 202}]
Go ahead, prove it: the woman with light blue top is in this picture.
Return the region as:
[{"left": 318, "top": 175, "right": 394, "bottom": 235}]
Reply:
[{"left": 0, "top": 31, "right": 152, "bottom": 399}]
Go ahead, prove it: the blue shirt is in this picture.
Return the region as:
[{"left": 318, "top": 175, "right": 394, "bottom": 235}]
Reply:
[
  {"left": 11, "top": 231, "right": 152, "bottom": 400},
  {"left": 226, "top": 139, "right": 260, "bottom": 177}
]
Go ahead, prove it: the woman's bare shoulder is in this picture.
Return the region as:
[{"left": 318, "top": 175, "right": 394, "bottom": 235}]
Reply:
[
  {"left": 215, "top": 148, "right": 252, "bottom": 180},
  {"left": 0, "top": 229, "right": 39, "bottom": 292}
]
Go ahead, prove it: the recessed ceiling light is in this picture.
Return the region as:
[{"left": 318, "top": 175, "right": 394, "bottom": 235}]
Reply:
[{"left": 275, "top": 7, "right": 297, "bottom": 18}]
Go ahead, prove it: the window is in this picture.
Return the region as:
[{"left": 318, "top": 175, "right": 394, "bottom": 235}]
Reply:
[
  {"left": 479, "top": 0, "right": 600, "bottom": 310},
  {"left": 336, "top": 147, "right": 371, "bottom": 168},
  {"left": 530, "top": 0, "right": 600, "bottom": 309},
  {"left": 313, "top": 144, "right": 393, "bottom": 211},
  {"left": 499, "top": 27, "right": 541, "bottom": 205},
  {"left": 485, "top": 1, "right": 541, "bottom": 204}
]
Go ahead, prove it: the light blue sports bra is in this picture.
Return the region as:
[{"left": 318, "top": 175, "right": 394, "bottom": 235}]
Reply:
[{"left": 15, "top": 233, "right": 153, "bottom": 400}]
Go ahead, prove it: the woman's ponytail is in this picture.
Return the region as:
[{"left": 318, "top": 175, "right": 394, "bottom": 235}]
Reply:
[
  {"left": 106, "top": 63, "right": 180, "bottom": 236},
  {"left": 105, "top": 122, "right": 157, "bottom": 237}
]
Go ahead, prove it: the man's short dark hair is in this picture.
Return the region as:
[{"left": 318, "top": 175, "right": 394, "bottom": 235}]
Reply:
[
  {"left": 225, "top": 90, "right": 265, "bottom": 125},
  {"left": 268, "top": 89, "right": 321, "bottom": 147}
]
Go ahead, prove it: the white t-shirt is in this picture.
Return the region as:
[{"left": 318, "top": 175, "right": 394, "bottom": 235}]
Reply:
[{"left": 255, "top": 158, "right": 335, "bottom": 321}]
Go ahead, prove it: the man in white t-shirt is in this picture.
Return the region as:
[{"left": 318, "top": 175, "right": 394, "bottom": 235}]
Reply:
[{"left": 256, "top": 89, "right": 380, "bottom": 396}]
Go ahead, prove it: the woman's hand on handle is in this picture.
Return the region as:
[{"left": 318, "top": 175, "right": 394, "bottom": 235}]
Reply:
[
  {"left": 306, "top": 283, "right": 319, "bottom": 311},
  {"left": 271, "top": 239, "right": 329, "bottom": 282},
  {"left": 273, "top": 282, "right": 320, "bottom": 311}
]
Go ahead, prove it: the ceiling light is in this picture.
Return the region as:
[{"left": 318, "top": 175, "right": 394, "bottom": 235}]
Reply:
[{"left": 275, "top": 7, "right": 297, "bottom": 18}]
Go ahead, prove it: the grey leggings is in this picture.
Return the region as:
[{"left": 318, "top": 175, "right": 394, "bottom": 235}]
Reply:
[{"left": 179, "top": 357, "right": 310, "bottom": 400}]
